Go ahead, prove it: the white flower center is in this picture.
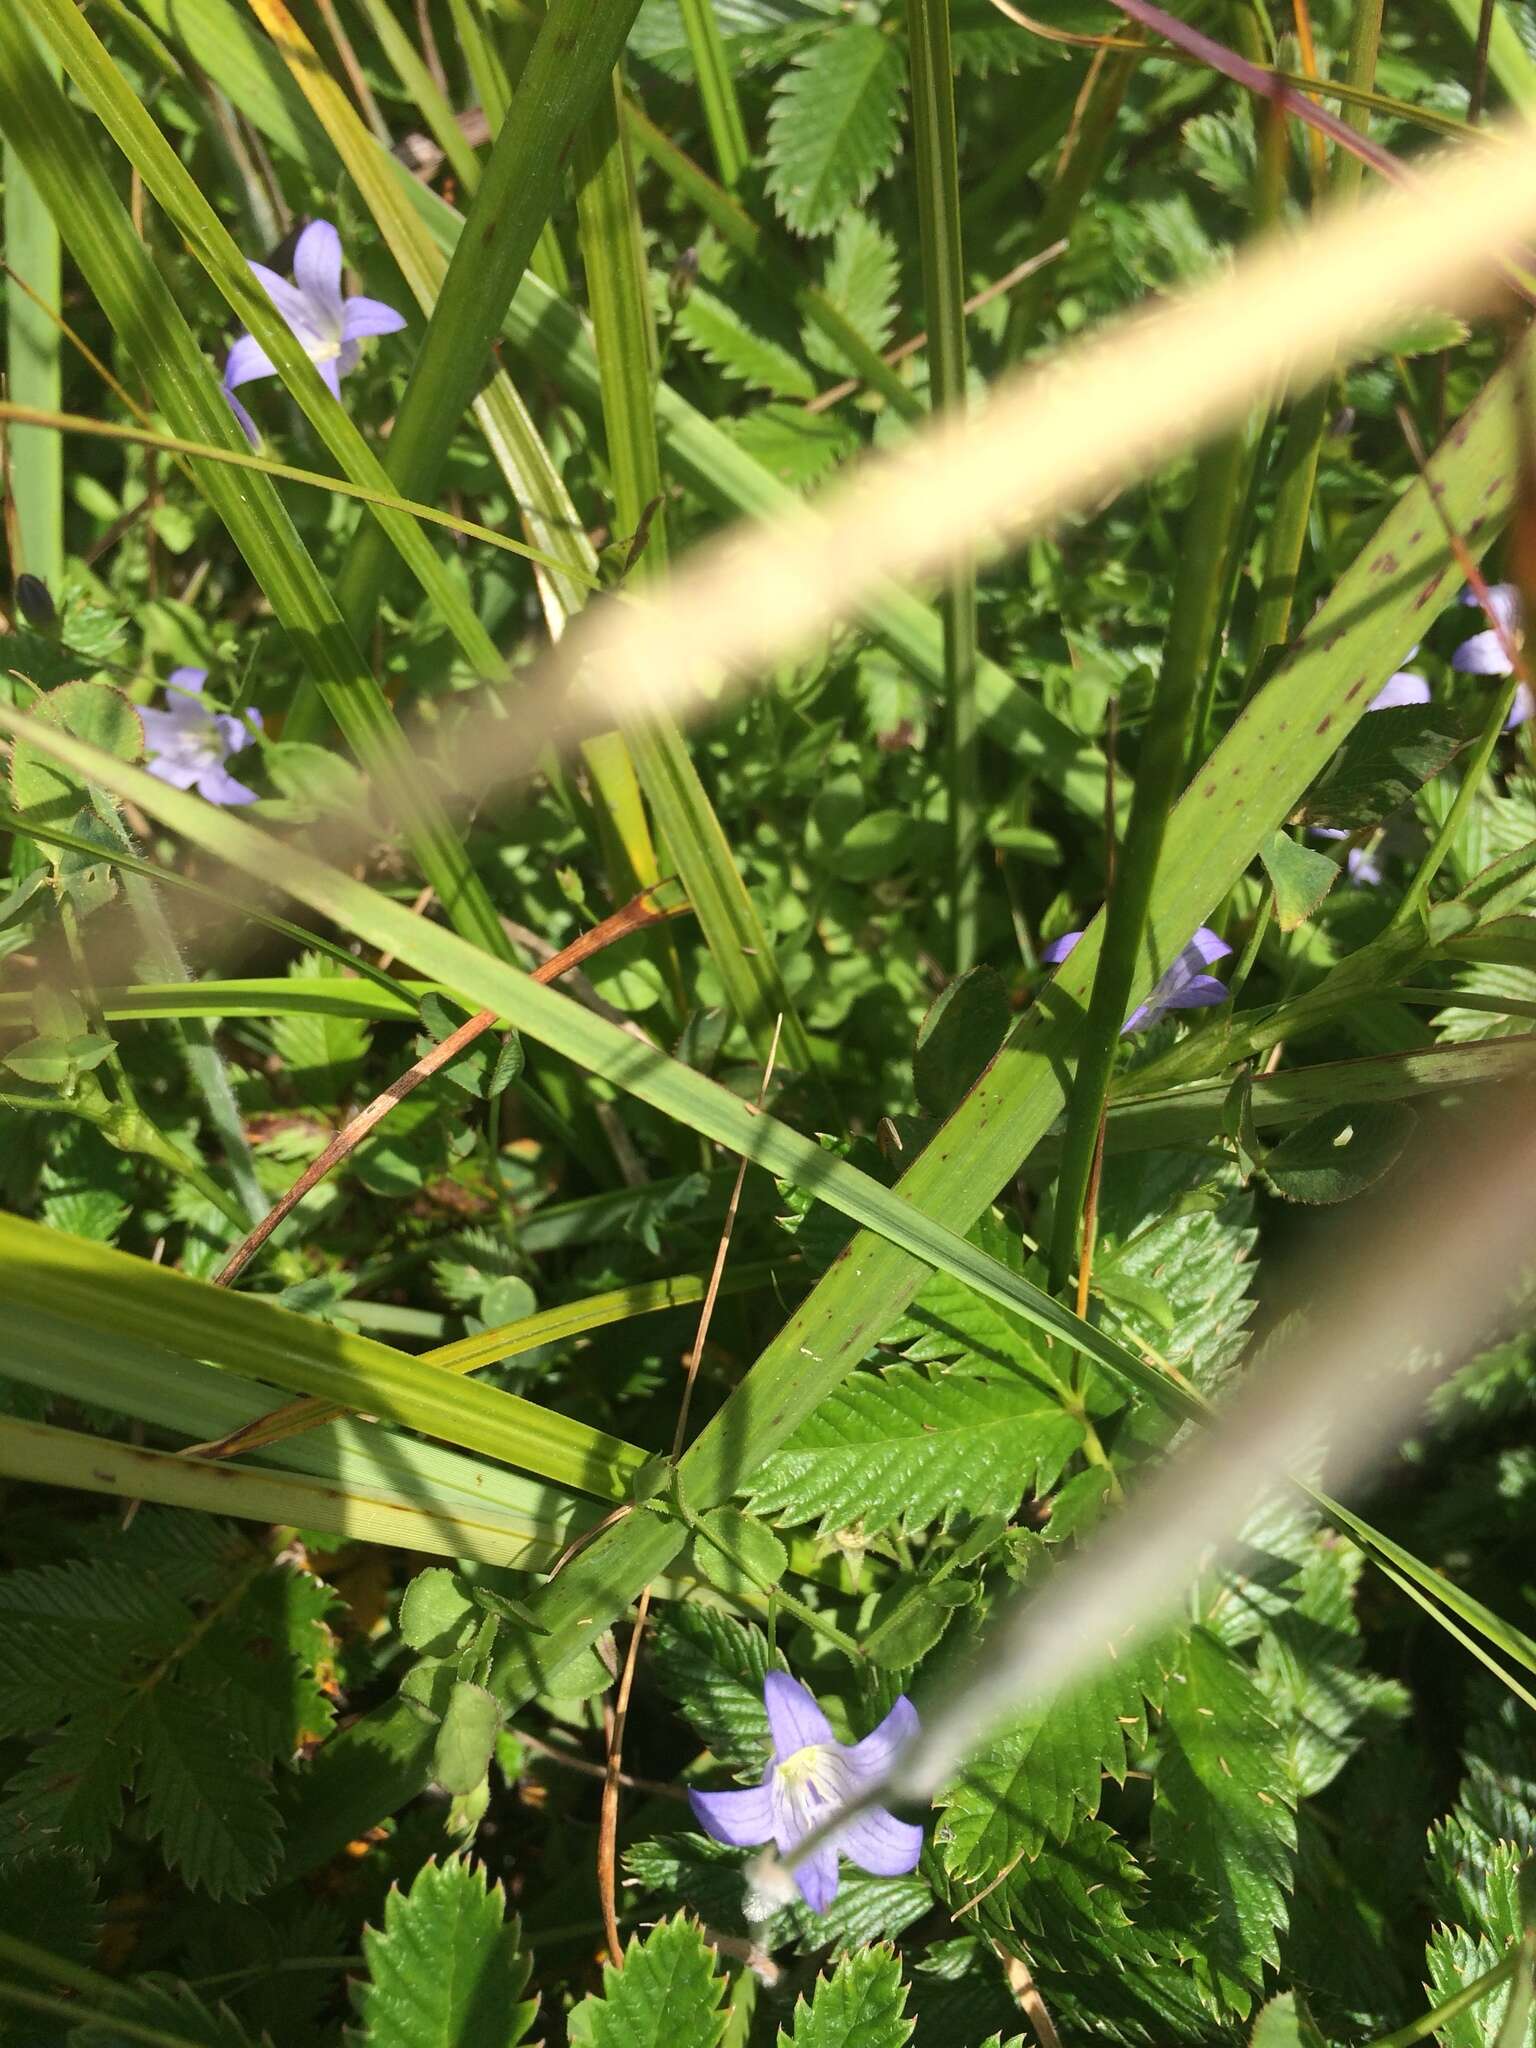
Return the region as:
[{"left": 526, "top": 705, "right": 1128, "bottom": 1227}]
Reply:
[{"left": 772, "top": 1743, "right": 853, "bottom": 1837}]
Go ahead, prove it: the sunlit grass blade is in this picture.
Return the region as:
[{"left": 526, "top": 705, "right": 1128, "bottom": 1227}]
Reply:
[
  {"left": 5, "top": 1296, "right": 595, "bottom": 1559},
  {"left": 3, "top": 46, "right": 63, "bottom": 589},
  {"left": 0, "top": 1416, "right": 571, "bottom": 1567},
  {"left": 197, "top": 1262, "right": 781, "bottom": 1456},
  {"left": 253, "top": 0, "right": 651, "bottom": 653},
  {"left": 0, "top": 1215, "right": 650, "bottom": 1500},
  {"left": 675, "top": 0, "right": 750, "bottom": 186},
  {"left": 0, "top": 711, "right": 1214, "bottom": 1424},
  {"left": 0, "top": 3, "right": 508, "bottom": 963}
]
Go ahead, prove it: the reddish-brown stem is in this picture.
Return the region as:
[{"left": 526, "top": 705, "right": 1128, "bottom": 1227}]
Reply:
[{"left": 212, "top": 886, "right": 684, "bottom": 1291}]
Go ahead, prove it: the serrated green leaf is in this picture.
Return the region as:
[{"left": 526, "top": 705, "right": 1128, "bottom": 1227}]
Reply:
[
  {"left": 1259, "top": 831, "right": 1342, "bottom": 931},
  {"left": 804, "top": 211, "right": 898, "bottom": 373},
  {"left": 939, "top": 1641, "right": 1167, "bottom": 1875},
  {"left": 568, "top": 1914, "right": 728, "bottom": 2048},
  {"left": 652, "top": 1605, "right": 771, "bottom": 1773},
  {"left": 137, "top": 1684, "right": 281, "bottom": 1900},
  {"left": 269, "top": 953, "right": 371, "bottom": 1107},
  {"left": 726, "top": 401, "right": 860, "bottom": 485},
  {"left": 0, "top": 1710, "right": 140, "bottom": 1866},
  {"left": 1250, "top": 1991, "right": 1324, "bottom": 2047},
  {"left": 69, "top": 1974, "right": 270, "bottom": 2047},
  {"left": 353, "top": 1857, "right": 536, "bottom": 2048},
  {"left": 8, "top": 679, "right": 141, "bottom": 839},
  {"left": 778, "top": 1945, "right": 913, "bottom": 2047},
  {"left": 1262, "top": 1103, "right": 1417, "bottom": 1205},
  {"left": 749, "top": 1363, "right": 1083, "bottom": 1535},
  {"left": 766, "top": 27, "right": 905, "bottom": 236},
  {"left": 676, "top": 285, "right": 816, "bottom": 397},
  {"left": 1153, "top": 1627, "right": 1297, "bottom": 2016},
  {"left": 1255, "top": 1537, "right": 1409, "bottom": 1798}
]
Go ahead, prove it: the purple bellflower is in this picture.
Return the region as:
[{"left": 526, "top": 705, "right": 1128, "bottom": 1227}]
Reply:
[
  {"left": 1451, "top": 584, "right": 1534, "bottom": 727},
  {"left": 224, "top": 220, "right": 406, "bottom": 446},
  {"left": 141, "top": 668, "right": 262, "bottom": 806},
  {"left": 689, "top": 1673, "right": 923, "bottom": 1914},
  {"left": 1040, "top": 926, "right": 1232, "bottom": 1033}
]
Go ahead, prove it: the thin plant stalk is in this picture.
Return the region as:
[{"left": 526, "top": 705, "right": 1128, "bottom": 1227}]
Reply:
[
  {"left": 1247, "top": 0, "right": 1386, "bottom": 674},
  {"left": 570, "top": 69, "right": 818, "bottom": 1071},
  {"left": 906, "top": 0, "right": 980, "bottom": 969},
  {"left": 1047, "top": 429, "right": 1247, "bottom": 1292},
  {"left": 676, "top": 0, "right": 750, "bottom": 186}
]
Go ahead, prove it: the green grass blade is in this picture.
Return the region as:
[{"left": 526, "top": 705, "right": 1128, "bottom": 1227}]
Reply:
[
  {"left": 905, "top": 0, "right": 977, "bottom": 968},
  {"left": 2, "top": 39, "right": 63, "bottom": 589},
  {"left": 0, "top": 3, "right": 508, "bottom": 963},
  {"left": 1048, "top": 430, "right": 1246, "bottom": 1289},
  {"left": 310, "top": 0, "right": 649, "bottom": 648},
  {"left": 0, "top": 1215, "right": 650, "bottom": 1500},
  {"left": 5, "top": 1297, "right": 593, "bottom": 1558},
  {"left": 120, "top": 0, "right": 1109, "bottom": 813},
  {"left": 674, "top": 0, "right": 750, "bottom": 186},
  {"left": 0, "top": 1415, "right": 570, "bottom": 1567},
  {"left": 0, "top": 709, "right": 1209, "bottom": 1424},
  {"left": 353, "top": 0, "right": 482, "bottom": 192}
]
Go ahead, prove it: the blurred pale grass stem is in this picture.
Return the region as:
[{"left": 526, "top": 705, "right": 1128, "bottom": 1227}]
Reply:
[{"left": 762, "top": 1088, "right": 1536, "bottom": 1897}]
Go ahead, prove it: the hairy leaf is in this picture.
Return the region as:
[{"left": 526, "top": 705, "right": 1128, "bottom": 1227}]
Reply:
[
  {"left": 766, "top": 28, "right": 905, "bottom": 235},
  {"left": 352, "top": 1857, "right": 537, "bottom": 2047},
  {"left": 567, "top": 1914, "right": 729, "bottom": 2048}
]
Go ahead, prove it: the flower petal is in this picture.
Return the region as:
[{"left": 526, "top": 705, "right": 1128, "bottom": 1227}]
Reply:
[
  {"left": 145, "top": 753, "right": 204, "bottom": 791},
  {"left": 689, "top": 1781, "right": 775, "bottom": 1849},
  {"left": 316, "top": 354, "right": 343, "bottom": 402},
  {"left": 1346, "top": 847, "right": 1383, "bottom": 887},
  {"left": 341, "top": 293, "right": 407, "bottom": 341},
  {"left": 223, "top": 333, "right": 277, "bottom": 393},
  {"left": 791, "top": 1844, "right": 841, "bottom": 1915},
  {"left": 1367, "top": 670, "right": 1430, "bottom": 711},
  {"left": 168, "top": 668, "right": 208, "bottom": 695},
  {"left": 1040, "top": 930, "right": 1083, "bottom": 965},
  {"left": 1158, "top": 973, "right": 1230, "bottom": 1012},
  {"left": 248, "top": 261, "right": 319, "bottom": 341},
  {"left": 292, "top": 220, "right": 346, "bottom": 338},
  {"left": 1508, "top": 682, "right": 1536, "bottom": 729},
  {"left": 845, "top": 1696, "right": 919, "bottom": 1784},
  {"left": 763, "top": 1673, "right": 834, "bottom": 1759},
  {"left": 837, "top": 1805, "right": 924, "bottom": 1878},
  {"left": 196, "top": 763, "right": 259, "bottom": 806},
  {"left": 1453, "top": 629, "right": 1514, "bottom": 677},
  {"left": 1184, "top": 927, "right": 1232, "bottom": 968}
]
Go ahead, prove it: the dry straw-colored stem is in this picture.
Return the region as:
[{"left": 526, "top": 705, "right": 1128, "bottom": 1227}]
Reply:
[{"left": 439, "top": 122, "right": 1536, "bottom": 808}]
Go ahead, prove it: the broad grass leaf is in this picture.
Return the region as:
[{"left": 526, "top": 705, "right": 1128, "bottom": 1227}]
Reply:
[
  {"left": 778, "top": 1944, "right": 913, "bottom": 2048},
  {"left": 765, "top": 27, "right": 906, "bottom": 236},
  {"left": 352, "top": 1857, "right": 537, "bottom": 2047},
  {"left": 1152, "top": 1627, "right": 1297, "bottom": 2017},
  {"left": 567, "top": 1914, "right": 728, "bottom": 2048}
]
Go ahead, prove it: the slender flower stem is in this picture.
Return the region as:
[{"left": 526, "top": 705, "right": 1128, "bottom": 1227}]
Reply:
[
  {"left": 906, "top": 0, "right": 978, "bottom": 969},
  {"left": 1395, "top": 674, "right": 1520, "bottom": 922},
  {"left": 1048, "top": 435, "right": 1244, "bottom": 1292}
]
